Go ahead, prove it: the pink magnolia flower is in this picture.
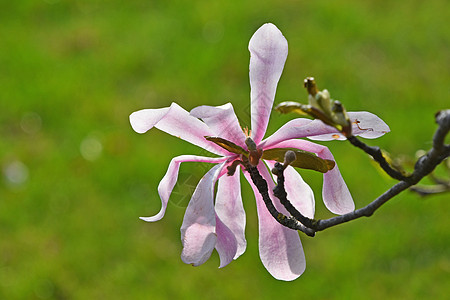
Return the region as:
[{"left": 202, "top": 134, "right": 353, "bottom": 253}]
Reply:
[{"left": 129, "top": 23, "right": 389, "bottom": 281}]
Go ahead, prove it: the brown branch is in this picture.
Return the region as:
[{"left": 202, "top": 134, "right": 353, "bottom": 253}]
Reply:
[
  {"left": 249, "top": 109, "right": 450, "bottom": 234},
  {"left": 272, "top": 162, "right": 315, "bottom": 228},
  {"left": 245, "top": 164, "right": 316, "bottom": 237},
  {"left": 346, "top": 135, "right": 410, "bottom": 181}
]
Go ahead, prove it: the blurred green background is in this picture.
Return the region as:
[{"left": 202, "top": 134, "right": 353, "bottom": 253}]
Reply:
[{"left": 1, "top": 0, "right": 449, "bottom": 299}]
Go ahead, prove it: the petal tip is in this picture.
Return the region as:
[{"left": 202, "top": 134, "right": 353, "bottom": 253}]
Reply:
[
  {"left": 249, "top": 23, "right": 288, "bottom": 52},
  {"left": 129, "top": 111, "right": 147, "bottom": 134},
  {"left": 139, "top": 216, "right": 160, "bottom": 222}
]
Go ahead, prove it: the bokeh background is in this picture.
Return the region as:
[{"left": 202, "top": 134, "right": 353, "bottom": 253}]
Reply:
[{"left": 1, "top": 0, "right": 449, "bottom": 299}]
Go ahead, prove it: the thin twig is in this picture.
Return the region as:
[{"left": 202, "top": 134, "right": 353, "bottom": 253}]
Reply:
[
  {"left": 314, "top": 109, "right": 450, "bottom": 232},
  {"left": 272, "top": 162, "right": 315, "bottom": 229},
  {"left": 245, "top": 164, "right": 316, "bottom": 237},
  {"left": 347, "top": 135, "right": 410, "bottom": 181},
  {"left": 249, "top": 109, "right": 450, "bottom": 234}
]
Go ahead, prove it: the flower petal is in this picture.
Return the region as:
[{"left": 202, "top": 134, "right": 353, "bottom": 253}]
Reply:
[
  {"left": 180, "top": 162, "right": 226, "bottom": 266},
  {"left": 215, "top": 166, "right": 247, "bottom": 259},
  {"left": 259, "top": 118, "right": 317, "bottom": 148},
  {"left": 261, "top": 111, "right": 389, "bottom": 146},
  {"left": 267, "top": 140, "right": 354, "bottom": 214},
  {"left": 249, "top": 23, "right": 288, "bottom": 144},
  {"left": 140, "top": 155, "right": 227, "bottom": 222},
  {"left": 129, "top": 106, "right": 170, "bottom": 134},
  {"left": 244, "top": 162, "right": 306, "bottom": 281},
  {"left": 308, "top": 111, "right": 390, "bottom": 141},
  {"left": 130, "top": 102, "right": 228, "bottom": 155},
  {"left": 265, "top": 161, "right": 315, "bottom": 219},
  {"left": 190, "top": 103, "right": 247, "bottom": 149},
  {"left": 215, "top": 214, "right": 238, "bottom": 268}
]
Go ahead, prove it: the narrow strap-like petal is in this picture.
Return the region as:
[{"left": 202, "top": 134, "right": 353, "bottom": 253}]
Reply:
[
  {"left": 260, "top": 111, "right": 389, "bottom": 147},
  {"left": 140, "top": 155, "right": 227, "bottom": 222},
  {"left": 215, "top": 166, "right": 247, "bottom": 260},
  {"left": 190, "top": 103, "right": 247, "bottom": 149},
  {"left": 180, "top": 162, "right": 226, "bottom": 266},
  {"left": 130, "top": 102, "right": 228, "bottom": 155},
  {"left": 244, "top": 162, "right": 306, "bottom": 281},
  {"left": 307, "top": 111, "right": 390, "bottom": 141},
  {"left": 249, "top": 23, "right": 288, "bottom": 144},
  {"left": 267, "top": 140, "right": 355, "bottom": 214},
  {"left": 265, "top": 161, "right": 315, "bottom": 219},
  {"left": 259, "top": 118, "right": 314, "bottom": 148}
]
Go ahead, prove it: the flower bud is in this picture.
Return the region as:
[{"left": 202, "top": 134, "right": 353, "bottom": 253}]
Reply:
[
  {"left": 283, "top": 150, "right": 297, "bottom": 166},
  {"left": 245, "top": 137, "right": 257, "bottom": 151}
]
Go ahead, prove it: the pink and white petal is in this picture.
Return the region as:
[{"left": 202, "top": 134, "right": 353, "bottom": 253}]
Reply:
[
  {"left": 259, "top": 118, "right": 315, "bottom": 148},
  {"left": 190, "top": 103, "right": 247, "bottom": 149},
  {"left": 130, "top": 106, "right": 170, "bottom": 134},
  {"left": 215, "top": 166, "right": 247, "bottom": 259},
  {"left": 298, "top": 119, "right": 346, "bottom": 141},
  {"left": 215, "top": 215, "right": 238, "bottom": 268},
  {"left": 265, "top": 161, "right": 315, "bottom": 219},
  {"left": 249, "top": 23, "right": 288, "bottom": 144},
  {"left": 267, "top": 140, "right": 354, "bottom": 214},
  {"left": 348, "top": 111, "right": 390, "bottom": 139},
  {"left": 180, "top": 162, "right": 226, "bottom": 266},
  {"left": 308, "top": 111, "right": 390, "bottom": 141},
  {"left": 181, "top": 223, "right": 217, "bottom": 266},
  {"left": 140, "top": 155, "right": 228, "bottom": 222},
  {"left": 131, "top": 102, "right": 228, "bottom": 156},
  {"left": 244, "top": 162, "right": 306, "bottom": 281}
]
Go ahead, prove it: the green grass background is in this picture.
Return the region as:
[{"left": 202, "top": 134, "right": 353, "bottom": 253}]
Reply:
[{"left": 1, "top": 0, "right": 449, "bottom": 299}]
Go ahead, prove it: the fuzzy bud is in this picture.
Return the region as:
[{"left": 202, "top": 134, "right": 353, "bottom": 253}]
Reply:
[{"left": 283, "top": 150, "right": 297, "bottom": 167}]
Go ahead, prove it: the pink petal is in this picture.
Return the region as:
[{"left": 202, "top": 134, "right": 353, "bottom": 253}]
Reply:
[
  {"left": 308, "top": 111, "right": 391, "bottom": 141},
  {"left": 244, "top": 162, "right": 306, "bottom": 281},
  {"left": 215, "top": 215, "right": 238, "bottom": 268},
  {"left": 130, "top": 102, "right": 227, "bottom": 156},
  {"left": 190, "top": 103, "right": 247, "bottom": 149},
  {"left": 267, "top": 140, "right": 355, "bottom": 214},
  {"left": 259, "top": 118, "right": 314, "bottom": 148},
  {"left": 249, "top": 23, "right": 288, "bottom": 144},
  {"left": 215, "top": 166, "right": 247, "bottom": 259},
  {"left": 180, "top": 162, "right": 226, "bottom": 266},
  {"left": 129, "top": 106, "right": 170, "bottom": 134},
  {"left": 140, "top": 155, "right": 227, "bottom": 222},
  {"left": 261, "top": 111, "right": 390, "bottom": 146},
  {"left": 265, "top": 161, "right": 315, "bottom": 219},
  {"left": 350, "top": 111, "right": 391, "bottom": 138},
  {"left": 180, "top": 223, "right": 217, "bottom": 266}
]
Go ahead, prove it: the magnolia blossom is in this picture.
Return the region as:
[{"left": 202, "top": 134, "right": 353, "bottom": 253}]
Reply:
[{"left": 129, "top": 23, "right": 389, "bottom": 281}]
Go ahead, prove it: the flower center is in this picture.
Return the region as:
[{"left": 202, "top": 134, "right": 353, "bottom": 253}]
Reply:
[{"left": 245, "top": 137, "right": 263, "bottom": 167}]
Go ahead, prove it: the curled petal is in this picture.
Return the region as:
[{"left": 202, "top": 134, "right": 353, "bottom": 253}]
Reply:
[
  {"left": 190, "top": 103, "right": 247, "bottom": 149},
  {"left": 244, "top": 162, "right": 306, "bottom": 281},
  {"left": 130, "top": 102, "right": 227, "bottom": 155},
  {"left": 267, "top": 140, "right": 354, "bottom": 215},
  {"left": 215, "top": 166, "right": 246, "bottom": 259},
  {"left": 249, "top": 23, "right": 288, "bottom": 144},
  {"left": 215, "top": 215, "right": 238, "bottom": 268},
  {"left": 181, "top": 223, "right": 217, "bottom": 267},
  {"left": 308, "top": 111, "right": 390, "bottom": 141},
  {"left": 265, "top": 161, "right": 315, "bottom": 219},
  {"left": 129, "top": 106, "right": 170, "bottom": 134},
  {"left": 140, "top": 155, "right": 227, "bottom": 222},
  {"left": 180, "top": 162, "right": 226, "bottom": 266}
]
